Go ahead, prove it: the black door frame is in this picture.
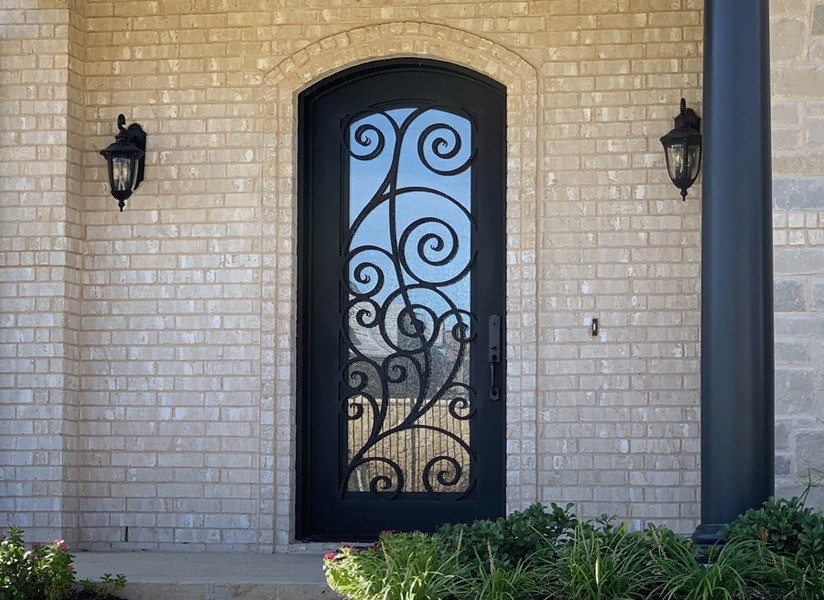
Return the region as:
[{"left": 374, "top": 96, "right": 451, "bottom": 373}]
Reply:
[{"left": 296, "top": 58, "right": 506, "bottom": 541}]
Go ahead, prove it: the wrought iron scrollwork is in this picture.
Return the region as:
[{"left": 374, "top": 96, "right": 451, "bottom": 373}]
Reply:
[{"left": 340, "top": 105, "right": 479, "bottom": 499}]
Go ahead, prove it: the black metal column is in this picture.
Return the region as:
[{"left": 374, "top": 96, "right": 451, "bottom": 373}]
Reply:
[{"left": 694, "top": 0, "right": 774, "bottom": 544}]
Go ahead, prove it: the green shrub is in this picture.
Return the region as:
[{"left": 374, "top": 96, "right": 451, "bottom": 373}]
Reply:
[
  {"left": 323, "top": 500, "right": 824, "bottom": 600},
  {"left": 787, "top": 559, "right": 824, "bottom": 600},
  {"left": 0, "top": 527, "right": 75, "bottom": 600},
  {"left": 453, "top": 551, "right": 543, "bottom": 600},
  {"left": 435, "top": 502, "right": 577, "bottom": 569},
  {"left": 323, "top": 532, "right": 459, "bottom": 600},
  {"left": 652, "top": 538, "right": 788, "bottom": 600},
  {"left": 537, "top": 519, "right": 661, "bottom": 600},
  {"left": 644, "top": 523, "right": 700, "bottom": 563},
  {"left": 78, "top": 573, "right": 128, "bottom": 599},
  {"left": 754, "top": 551, "right": 824, "bottom": 600},
  {"left": 723, "top": 489, "right": 824, "bottom": 564},
  {"left": 453, "top": 560, "right": 542, "bottom": 600}
]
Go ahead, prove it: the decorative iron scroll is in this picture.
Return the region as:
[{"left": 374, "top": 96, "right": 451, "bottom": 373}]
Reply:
[{"left": 340, "top": 105, "right": 478, "bottom": 499}]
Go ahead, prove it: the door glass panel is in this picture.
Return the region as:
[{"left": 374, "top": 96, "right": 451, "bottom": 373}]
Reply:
[{"left": 343, "top": 107, "right": 476, "bottom": 496}]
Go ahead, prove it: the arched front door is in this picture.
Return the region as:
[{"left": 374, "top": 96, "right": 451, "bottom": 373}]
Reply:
[{"left": 297, "top": 59, "right": 506, "bottom": 541}]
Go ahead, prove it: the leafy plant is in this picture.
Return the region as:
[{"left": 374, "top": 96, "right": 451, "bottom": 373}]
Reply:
[
  {"left": 323, "top": 499, "right": 824, "bottom": 600},
  {"left": 0, "top": 527, "right": 75, "bottom": 600},
  {"left": 435, "top": 502, "right": 577, "bottom": 569},
  {"left": 537, "top": 519, "right": 661, "bottom": 600},
  {"left": 644, "top": 523, "right": 700, "bottom": 563},
  {"left": 787, "top": 559, "right": 824, "bottom": 600},
  {"left": 752, "top": 551, "right": 824, "bottom": 600},
  {"left": 323, "top": 532, "right": 459, "bottom": 600},
  {"left": 452, "top": 546, "right": 543, "bottom": 600},
  {"left": 723, "top": 484, "right": 824, "bottom": 564},
  {"left": 78, "top": 573, "right": 128, "bottom": 599},
  {"left": 652, "top": 539, "right": 787, "bottom": 600}
]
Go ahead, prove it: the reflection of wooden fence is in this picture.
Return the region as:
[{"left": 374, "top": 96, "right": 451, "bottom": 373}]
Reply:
[{"left": 348, "top": 396, "right": 471, "bottom": 493}]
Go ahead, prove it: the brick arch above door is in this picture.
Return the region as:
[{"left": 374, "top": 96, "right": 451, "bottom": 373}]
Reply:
[{"left": 260, "top": 22, "right": 539, "bottom": 551}]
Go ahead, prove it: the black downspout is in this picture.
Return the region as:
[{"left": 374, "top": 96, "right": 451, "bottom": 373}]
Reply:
[{"left": 693, "top": 0, "right": 774, "bottom": 544}]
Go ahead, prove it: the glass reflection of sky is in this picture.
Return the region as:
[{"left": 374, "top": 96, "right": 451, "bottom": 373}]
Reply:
[{"left": 348, "top": 107, "right": 472, "bottom": 320}]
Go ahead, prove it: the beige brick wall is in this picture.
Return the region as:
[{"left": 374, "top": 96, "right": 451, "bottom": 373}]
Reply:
[
  {"left": 771, "top": 0, "right": 824, "bottom": 508},
  {"left": 534, "top": 3, "right": 702, "bottom": 530},
  {"left": 0, "top": 0, "right": 83, "bottom": 544},
  {"left": 83, "top": 0, "right": 705, "bottom": 549},
  {"left": 0, "top": 0, "right": 819, "bottom": 552}
]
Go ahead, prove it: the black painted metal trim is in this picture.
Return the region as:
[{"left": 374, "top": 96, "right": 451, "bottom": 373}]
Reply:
[{"left": 695, "top": 0, "right": 774, "bottom": 544}]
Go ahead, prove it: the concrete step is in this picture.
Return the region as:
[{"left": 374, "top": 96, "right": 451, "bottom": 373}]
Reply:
[{"left": 72, "top": 551, "right": 341, "bottom": 600}]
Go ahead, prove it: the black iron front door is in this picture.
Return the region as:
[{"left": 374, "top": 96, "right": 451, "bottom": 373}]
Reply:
[{"left": 297, "top": 59, "right": 506, "bottom": 541}]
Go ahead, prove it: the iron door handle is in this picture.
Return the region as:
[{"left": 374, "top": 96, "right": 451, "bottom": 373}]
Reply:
[{"left": 489, "top": 315, "right": 501, "bottom": 401}]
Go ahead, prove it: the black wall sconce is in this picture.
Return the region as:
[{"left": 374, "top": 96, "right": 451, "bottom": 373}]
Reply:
[
  {"left": 99, "top": 114, "right": 146, "bottom": 211},
  {"left": 660, "top": 98, "right": 702, "bottom": 200}
]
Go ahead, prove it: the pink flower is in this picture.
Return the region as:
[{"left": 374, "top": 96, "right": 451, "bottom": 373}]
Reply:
[
  {"left": 32, "top": 542, "right": 41, "bottom": 548},
  {"left": 340, "top": 544, "right": 351, "bottom": 549},
  {"left": 324, "top": 553, "right": 337, "bottom": 560},
  {"left": 380, "top": 530, "right": 396, "bottom": 535},
  {"left": 67, "top": 565, "right": 74, "bottom": 571}
]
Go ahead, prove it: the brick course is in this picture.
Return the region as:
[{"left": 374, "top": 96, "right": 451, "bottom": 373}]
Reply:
[{"left": 772, "top": 0, "right": 824, "bottom": 508}]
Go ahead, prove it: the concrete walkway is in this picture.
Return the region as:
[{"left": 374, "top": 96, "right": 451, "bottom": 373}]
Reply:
[{"left": 72, "top": 552, "right": 340, "bottom": 600}]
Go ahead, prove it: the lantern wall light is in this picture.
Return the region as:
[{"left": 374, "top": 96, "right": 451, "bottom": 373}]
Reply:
[
  {"left": 99, "top": 114, "right": 146, "bottom": 211},
  {"left": 660, "top": 98, "right": 702, "bottom": 200}
]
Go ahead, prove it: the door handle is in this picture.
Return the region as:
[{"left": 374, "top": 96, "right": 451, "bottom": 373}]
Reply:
[{"left": 488, "top": 314, "right": 501, "bottom": 401}]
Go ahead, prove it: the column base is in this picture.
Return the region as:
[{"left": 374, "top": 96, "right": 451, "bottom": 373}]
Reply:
[{"left": 691, "top": 523, "right": 725, "bottom": 546}]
